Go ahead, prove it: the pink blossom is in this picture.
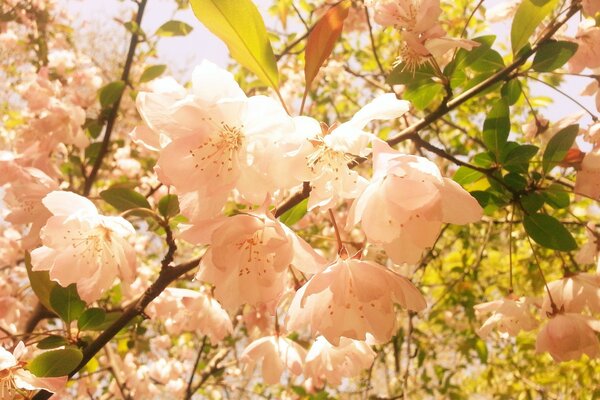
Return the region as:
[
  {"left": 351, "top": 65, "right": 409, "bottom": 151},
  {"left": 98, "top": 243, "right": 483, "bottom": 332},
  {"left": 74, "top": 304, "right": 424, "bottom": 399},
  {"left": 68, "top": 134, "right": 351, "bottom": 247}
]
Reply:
[
  {"left": 347, "top": 140, "right": 482, "bottom": 264},
  {"left": 368, "top": 0, "right": 441, "bottom": 33},
  {"left": 582, "top": 0, "right": 600, "bottom": 17},
  {"left": 542, "top": 273, "right": 600, "bottom": 314},
  {"left": 581, "top": 78, "right": 600, "bottom": 114},
  {"left": 474, "top": 295, "right": 538, "bottom": 338},
  {"left": 287, "top": 258, "right": 426, "bottom": 345},
  {"left": 568, "top": 24, "right": 600, "bottom": 74},
  {"left": 575, "top": 223, "right": 600, "bottom": 271},
  {"left": 575, "top": 148, "right": 600, "bottom": 201},
  {"left": 30, "top": 191, "right": 137, "bottom": 303},
  {"left": 304, "top": 336, "right": 375, "bottom": 387},
  {"left": 240, "top": 336, "right": 306, "bottom": 384},
  {"left": 0, "top": 342, "right": 66, "bottom": 395},
  {"left": 536, "top": 313, "right": 600, "bottom": 362}
]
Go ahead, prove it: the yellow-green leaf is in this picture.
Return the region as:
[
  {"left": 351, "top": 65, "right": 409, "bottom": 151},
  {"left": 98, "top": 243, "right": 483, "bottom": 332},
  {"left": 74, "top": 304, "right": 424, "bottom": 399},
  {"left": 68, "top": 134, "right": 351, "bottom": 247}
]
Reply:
[{"left": 511, "top": 0, "right": 559, "bottom": 55}]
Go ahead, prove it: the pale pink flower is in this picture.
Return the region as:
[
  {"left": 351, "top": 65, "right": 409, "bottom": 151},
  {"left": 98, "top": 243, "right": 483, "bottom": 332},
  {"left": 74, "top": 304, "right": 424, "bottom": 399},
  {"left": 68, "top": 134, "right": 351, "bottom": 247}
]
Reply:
[
  {"left": 575, "top": 148, "right": 600, "bottom": 201},
  {"left": 304, "top": 336, "right": 375, "bottom": 387},
  {"left": 195, "top": 208, "right": 326, "bottom": 311},
  {"left": 575, "top": 223, "right": 600, "bottom": 271},
  {"left": 542, "top": 273, "right": 600, "bottom": 314},
  {"left": 0, "top": 227, "right": 21, "bottom": 267},
  {"left": 536, "top": 313, "right": 600, "bottom": 362},
  {"left": 30, "top": 191, "right": 137, "bottom": 303},
  {"left": 347, "top": 140, "right": 482, "bottom": 264},
  {"left": 582, "top": 0, "right": 600, "bottom": 17},
  {"left": 0, "top": 342, "right": 66, "bottom": 395},
  {"left": 240, "top": 336, "right": 306, "bottom": 384},
  {"left": 287, "top": 258, "right": 426, "bottom": 345},
  {"left": 290, "top": 94, "right": 410, "bottom": 210},
  {"left": 581, "top": 78, "right": 600, "bottom": 114},
  {"left": 367, "top": 0, "right": 441, "bottom": 33},
  {"left": 568, "top": 24, "right": 600, "bottom": 74},
  {"left": 474, "top": 295, "right": 538, "bottom": 338},
  {"left": 147, "top": 287, "right": 233, "bottom": 343}
]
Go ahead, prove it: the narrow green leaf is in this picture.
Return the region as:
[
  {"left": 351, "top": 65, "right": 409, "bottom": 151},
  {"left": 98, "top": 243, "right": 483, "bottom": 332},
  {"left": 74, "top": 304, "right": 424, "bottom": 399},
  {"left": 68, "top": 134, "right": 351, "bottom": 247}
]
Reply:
[
  {"left": 453, "top": 166, "right": 484, "bottom": 185},
  {"left": 532, "top": 40, "right": 578, "bottom": 72},
  {"left": 542, "top": 124, "right": 579, "bottom": 172},
  {"left": 501, "top": 79, "right": 522, "bottom": 105},
  {"left": 279, "top": 198, "right": 308, "bottom": 227},
  {"left": 155, "top": 20, "right": 193, "bottom": 37},
  {"left": 25, "top": 252, "right": 58, "bottom": 312},
  {"left": 190, "top": 0, "right": 279, "bottom": 89},
  {"left": 521, "top": 192, "right": 545, "bottom": 213},
  {"left": 158, "top": 194, "right": 180, "bottom": 218},
  {"left": 140, "top": 64, "right": 167, "bottom": 83},
  {"left": 28, "top": 348, "right": 83, "bottom": 377},
  {"left": 37, "top": 336, "right": 69, "bottom": 350},
  {"left": 50, "top": 285, "right": 86, "bottom": 324},
  {"left": 404, "top": 81, "right": 444, "bottom": 110},
  {"left": 523, "top": 213, "right": 577, "bottom": 251},
  {"left": 100, "top": 188, "right": 151, "bottom": 211},
  {"left": 98, "top": 81, "right": 125, "bottom": 108},
  {"left": 543, "top": 184, "right": 570, "bottom": 209},
  {"left": 78, "top": 308, "right": 106, "bottom": 331},
  {"left": 511, "top": 0, "right": 559, "bottom": 55},
  {"left": 482, "top": 98, "right": 510, "bottom": 157}
]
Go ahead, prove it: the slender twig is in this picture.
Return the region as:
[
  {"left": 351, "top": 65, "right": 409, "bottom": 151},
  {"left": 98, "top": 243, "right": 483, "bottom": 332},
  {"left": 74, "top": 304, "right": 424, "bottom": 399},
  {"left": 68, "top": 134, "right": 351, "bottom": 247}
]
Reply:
[
  {"left": 364, "top": 6, "right": 386, "bottom": 77},
  {"left": 185, "top": 336, "right": 208, "bottom": 400},
  {"left": 328, "top": 208, "right": 347, "bottom": 257},
  {"left": 526, "top": 235, "right": 558, "bottom": 314}
]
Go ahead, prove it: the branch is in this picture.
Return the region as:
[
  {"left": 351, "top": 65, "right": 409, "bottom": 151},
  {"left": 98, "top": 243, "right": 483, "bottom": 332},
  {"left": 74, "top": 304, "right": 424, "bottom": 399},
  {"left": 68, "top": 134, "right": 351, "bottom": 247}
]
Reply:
[{"left": 83, "top": 0, "right": 148, "bottom": 196}]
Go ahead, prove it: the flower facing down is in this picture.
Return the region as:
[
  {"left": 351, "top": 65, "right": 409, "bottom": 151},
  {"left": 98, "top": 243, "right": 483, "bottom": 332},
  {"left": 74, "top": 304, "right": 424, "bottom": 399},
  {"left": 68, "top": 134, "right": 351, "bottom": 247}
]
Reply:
[
  {"left": 30, "top": 191, "right": 137, "bottom": 303},
  {"left": 304, "top": 336, "right": 375, "bottom": 387},
  {"left": 240, "top": 336, "right": 306, "bottom": 385},
  {"left": 0, "top": 342, "right": 66, "bottom": 396},
  {"left": 541, "top": 273, "right": 600, "bottom": 315},
  {"left": 347, "top": 141, "right": 483, "bottom": 264},
  {"left": 575, "top": 223, "right": 600, "bottom": 272},
  {"left": 474, "top": 295, "right": 538, "bottom": 338},
  {"left": 536, "top": 313, "right": 600, "bottom": 362},
  {"left": 287, "top": 258, "right": 426, "bottom": 345},
  {"left": 575, "top": 148, "right": 600, "bottom": 201}
]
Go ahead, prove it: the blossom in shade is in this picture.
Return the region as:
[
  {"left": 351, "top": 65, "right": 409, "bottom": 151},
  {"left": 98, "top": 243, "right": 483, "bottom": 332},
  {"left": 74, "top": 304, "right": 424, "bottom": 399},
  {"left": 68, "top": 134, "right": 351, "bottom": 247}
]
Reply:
[
  {"left": 581, "top": 77, "right": 600, "bottom": 113},
  {"left": 575, "top": 223, "right": 600, "bottom": 272},
  {"left": 287, "top": 258, "right": 426, "bottom": 345},
  {"left": 568, "top": 23, "right": 600, "bottom": 74},
  {"left": 347, "top": 140, "right": 482, "bottom": 264},
  {"left": 536, "top": 313, "right": 600, "bottom": 362},
  {"left": 575, "top": 148, "right": 600, "bottom": 201},
  {"left": 474, "top": 295, "right": 538, "bottom": 338},
  {"left": 240, "top": 336, "right": 306, "bottom": 384},
  {"left": 195, "top": 208, "right": 326, "bottom": 311},
  {"left": 0, "top": 342, "right": 67, "bottom": 395},
  {"left": 30, "top": 191, "right": 137, "bottom": 303},
  {"left": 541, "top": 273, "right": 600, "bottom": 315},
  {"left": 304, "top": 336, "right": 375, "bottom": 387}
]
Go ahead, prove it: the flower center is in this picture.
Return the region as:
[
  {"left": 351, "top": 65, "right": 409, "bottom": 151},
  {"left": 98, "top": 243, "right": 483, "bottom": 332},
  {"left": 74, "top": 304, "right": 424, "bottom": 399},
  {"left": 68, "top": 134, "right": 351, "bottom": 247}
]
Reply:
[{"left": 189, "top": 122, "right": 245, "bottom": 178}]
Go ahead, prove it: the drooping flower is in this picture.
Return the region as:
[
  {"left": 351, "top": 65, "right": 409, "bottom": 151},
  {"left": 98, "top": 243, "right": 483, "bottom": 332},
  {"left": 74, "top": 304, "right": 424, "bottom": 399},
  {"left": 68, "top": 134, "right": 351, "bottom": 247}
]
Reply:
[
  {"left": 194, "top": 208, "right": 326, "bottom": 311},
  {"left": 287, "top": 258, "right": 426, "bottom": 345},
  {"left": 347, "top": 140, "right": 483, "bottom": 264},
  {"left": 542, "top": 273, "right": 600, "bottom": 314},
  {"left": 575, "top": 223, "right": 600, "bottom": 272},
  {"left": 30, "top": 191, "right": 137, "bottom": 303},
  {"left": 536, "top": 313, "right": 600, "bottom": 362},
  {"left": 474, "top": 295, "right": 538, "bottom": 338},
  {"left": 0, "top": 342, "right": 67, "bottom": 396},
  {"left": 304, "top": 336, "right": 375, "bottom": 387},
  {"left": 568, "top": 23, "right": 600, "bottom": 74},
  {"left": 289, "top": 93, "right": 410, "bottom": 210},
  {"left": 581, "top": 76, "right": 600, "bottom": 113},
  {"left": 240, "top": 336, "right": 306, "bottom": 385},
  {"left": 367, "top": 0, "right": 441, "bottom": 33},
  {"left": 575, "top": 148, "right": 600, "bottom": 201}
]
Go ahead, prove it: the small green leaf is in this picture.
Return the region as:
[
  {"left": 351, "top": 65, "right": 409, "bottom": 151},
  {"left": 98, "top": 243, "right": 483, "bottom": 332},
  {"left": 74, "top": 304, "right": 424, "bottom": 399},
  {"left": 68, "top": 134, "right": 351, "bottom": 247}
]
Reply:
[
  {"left": 504, "top": 172, "right": 528, "bottom": 191},
  {"left": 502, "top": 144, "right": 538, "bottom": 173},
  {"left": 98, "top": 81, "right": 125, "bottom": 108},
  {"left": 50, "top": 285, "right": 86, "bottom": 324},
  {"left": 190, "top": 0, "right": 279, "bottom": 90},
  {"left": 523, "top": 213, "right": 577, "bottom": 251},
  {"left": 511, "top": 0, "right": 559, "bottom": 55},
  {"left": 482, "top": 98, "right": 510, "bottom": 157},
  {"left": 140, "top": 64, "right": 167, "bottom": 83},
  {"left": 28, "top": 348, "right": 83, "bottom": 377},
  {"left": 279, "top": 198, "right": 308, "bottom": 227},
  {"left": 37, "top": 336, "right": 69, "bottom": 350},
  {"left": 158, "top": 194, "right": 180, "bottom": 218},
  {"left": 453, "top": 166, "right": 484, "bottom": 185},
  {"left": 25, "top": 252, "right": 59, "bottom": 312},
  {"left": 543, "top": 184, "right": 570, "bottom": 209},
  {"left": 542, "top": 124, "right": 578, "bottom": 172},
  {"left": 404, "top": 81, "right": 444, "bottom": 110},
  {"left": 521, "top": 192, "right": 545, "bottom": 213},
  {"left": 78, "top": 308, "right": 106, "bottom": 331},
  {"left": 155, "top": 20, "right": 193, "bottom": 37},
  {"left": 84, "top": 119, "right": 103, "bottom": 139},
  {"left": 501, "top": 79, "right": 522, "bottom": 105},
  {"left": 387, "top": 63, "right": 436, "bottom": 85},
  {"left": 85, "top": 311, "right": 122, "bottom": 331},
  {"left": 532, "top": 40, "right": 578, "bottom": 72},
  {"left": 100, "top": 188, "right": 151, "bottom": 211}
]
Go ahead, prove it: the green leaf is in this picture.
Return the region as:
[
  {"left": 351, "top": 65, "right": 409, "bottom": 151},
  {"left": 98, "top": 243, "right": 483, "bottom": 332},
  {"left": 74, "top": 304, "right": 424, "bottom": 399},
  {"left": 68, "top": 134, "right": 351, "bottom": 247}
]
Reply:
[
  {"left": 85, "top": 311, "right": 122, "bottom": 331},
  {"left": 511, "top": 0, "right": 559, "bottom": 55},
  {"left": 387, "top": 63, "right": 436, "bottom": 85},
  {"left": 532, "top": 40, "right": 578, "bottom": 72},
  {"left": 404, "top": 81, "right": 444, "bottom": 110},
  {"left": 100, "top": 188, "right": 151, "bottom": 211},
  {"left": 279, "top": 198, "right": 308, "bottom": 227},
  {"left": 84, "top": 119, "right": 103, "bottom": 139},
  {"left": 523, "top": 213, "right": 577, "bottom": 251},
  {"left": 504, "top": 172, "right": 528, "bottom": 191},
  {"left": 28, "top": 348, "right": 83, "bottom": 377},
  {"left": 502, "top": 144, "right": 538, "bottom": 173},
  {"left": 453, "top": 166, "right": 484, "bottom": 185},
  {"left": 98, "top": 81, "right": 125, "bottom": 108},
  {"left": 521, "top": 192, "right": 545, "bottom": 213},
  {"left": 482, "top": 98, "right": 510, "bottom": 157},
  {"left": 543, "top": 184, "right": 570, "bottom": 209},
  {"left": 190, "top": 0, "right": 279, "bottom": 90},
  {"left": 25, "top": 252, "right": 59, "bottom": 312},
  {"left": 50, "top": 285, "right": 86, "bottom": 324},
  {"left": 78, "top": 308, "right": 106, "bottom": 331},
  {"left": 140, "top": 64, "right": 167, "bottom": 83},
  {"left": 155, "top": 20, "right": 193, "bottom": 37},
  {"left": 158, "top": 194, "right": 180, "bottom": 218},
  {"left": 501, "top": 79, "right": 522, "bottom": 105},
  {"left": 37, "top": 336, "right": 69, "bottom": 350},
  {"left": 542, "top": 124, "right": 578, "bottom": 172}
]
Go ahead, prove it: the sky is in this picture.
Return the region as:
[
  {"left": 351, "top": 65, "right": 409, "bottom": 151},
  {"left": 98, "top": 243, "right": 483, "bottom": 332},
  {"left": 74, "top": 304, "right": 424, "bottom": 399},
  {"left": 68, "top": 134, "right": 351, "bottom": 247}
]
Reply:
[{"left": 58, "top": 0, "right": 595, "bottom": 127}]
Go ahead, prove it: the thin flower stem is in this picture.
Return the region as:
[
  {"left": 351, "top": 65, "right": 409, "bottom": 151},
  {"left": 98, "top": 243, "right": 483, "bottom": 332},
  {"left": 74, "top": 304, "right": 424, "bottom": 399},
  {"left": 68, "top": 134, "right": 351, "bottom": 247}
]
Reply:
[
  {"left": 509, "top": 208, "right": 514, "bottom": 293},
  {"left": 526, "top": 235, "right": 557, "bottom": 314},
  {"left": 185, "top": 336, "right": 208, "bottom": 400},
  {"left": 328, "top": 208, "right": 348, "bottom": 257}
]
